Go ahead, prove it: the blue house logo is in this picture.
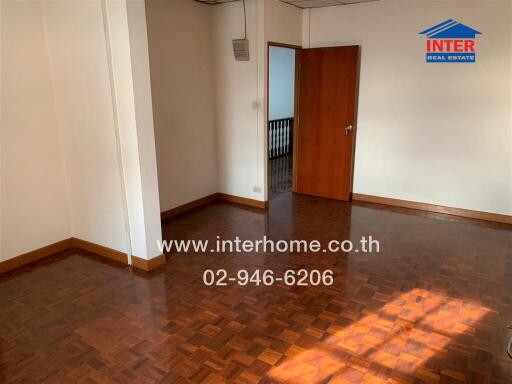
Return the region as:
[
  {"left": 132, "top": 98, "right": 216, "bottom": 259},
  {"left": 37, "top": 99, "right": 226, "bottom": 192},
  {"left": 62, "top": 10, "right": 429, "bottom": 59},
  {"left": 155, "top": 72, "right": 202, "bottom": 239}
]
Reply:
[{"left": 419, "top": 19, "right": 482, "bottom": 63}]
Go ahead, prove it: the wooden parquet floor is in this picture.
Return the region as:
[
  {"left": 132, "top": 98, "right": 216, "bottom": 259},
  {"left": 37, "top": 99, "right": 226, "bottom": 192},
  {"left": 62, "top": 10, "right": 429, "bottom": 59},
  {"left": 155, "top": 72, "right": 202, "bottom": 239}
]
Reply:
[{"left": 1, "top": 192, "right": 511, "bottom": 383}]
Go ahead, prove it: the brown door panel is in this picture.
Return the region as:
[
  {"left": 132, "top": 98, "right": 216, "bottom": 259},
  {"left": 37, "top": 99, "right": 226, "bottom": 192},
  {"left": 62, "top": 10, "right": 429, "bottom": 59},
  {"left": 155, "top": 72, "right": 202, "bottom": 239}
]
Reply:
[{"left": 295, "top": 46, "right": 359, "bottom": 201}]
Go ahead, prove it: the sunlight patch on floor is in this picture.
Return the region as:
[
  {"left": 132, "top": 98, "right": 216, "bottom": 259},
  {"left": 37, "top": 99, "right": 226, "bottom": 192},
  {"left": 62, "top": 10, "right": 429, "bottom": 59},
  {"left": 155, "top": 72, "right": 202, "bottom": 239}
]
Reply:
[{"left": 268, "top": 289, "right": 490, "bottom": 383}]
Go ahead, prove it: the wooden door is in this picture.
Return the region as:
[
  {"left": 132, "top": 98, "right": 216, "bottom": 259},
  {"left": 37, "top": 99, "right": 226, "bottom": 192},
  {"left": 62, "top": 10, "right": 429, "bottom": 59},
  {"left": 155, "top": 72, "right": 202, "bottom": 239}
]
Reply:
[{"left": 294, "top": 46, "right": 359, "bottom": 201}]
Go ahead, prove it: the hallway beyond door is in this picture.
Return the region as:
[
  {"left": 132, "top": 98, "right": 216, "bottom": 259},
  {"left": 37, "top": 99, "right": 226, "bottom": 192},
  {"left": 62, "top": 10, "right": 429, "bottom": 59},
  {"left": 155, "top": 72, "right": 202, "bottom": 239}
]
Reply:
[{"left": 269, "top": 154, "right": 292, "bottom": 197}]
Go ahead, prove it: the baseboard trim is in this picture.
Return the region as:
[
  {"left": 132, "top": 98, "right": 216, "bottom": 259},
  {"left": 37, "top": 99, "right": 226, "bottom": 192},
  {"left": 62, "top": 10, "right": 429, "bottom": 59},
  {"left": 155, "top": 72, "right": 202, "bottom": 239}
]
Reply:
[
  {"left": 352, "top": 193, "right": 512, "bottom": 225},
  {"left": 160, "top": 192, "right": 268, "bottom": 221},
  {"left": 72, "top": 237, "right": 127, "bottom": 264},
  {"left": 161, "top": 193, "right": 218, "bottom": 221},
  {"left": 72, "top": 238, "right": 165, "bottom": 272},
  {"left": 132, "top": 254, "right": 166, "bottom": 272},
  {"left": 0, "top": 237, "right": 166, "bottom": 275},
  {"left": 217, "top": 193, "right": 268, "bottom": 209},
  {"left": 0, "top": 238, "right": 74, "bottom": 274}
]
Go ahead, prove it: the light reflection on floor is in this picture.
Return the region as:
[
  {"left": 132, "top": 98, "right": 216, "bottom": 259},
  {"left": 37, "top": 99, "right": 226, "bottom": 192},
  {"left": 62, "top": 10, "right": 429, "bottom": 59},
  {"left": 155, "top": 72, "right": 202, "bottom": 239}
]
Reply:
[{"left": 268, "top": 289, "right": 490, "bottom": 383}]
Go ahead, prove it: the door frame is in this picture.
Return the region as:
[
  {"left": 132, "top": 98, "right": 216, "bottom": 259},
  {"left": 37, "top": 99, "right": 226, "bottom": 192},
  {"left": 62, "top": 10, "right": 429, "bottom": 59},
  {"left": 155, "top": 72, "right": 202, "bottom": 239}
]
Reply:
[{"left": 266, "top": 41, "right": 302, "bottom": 196}]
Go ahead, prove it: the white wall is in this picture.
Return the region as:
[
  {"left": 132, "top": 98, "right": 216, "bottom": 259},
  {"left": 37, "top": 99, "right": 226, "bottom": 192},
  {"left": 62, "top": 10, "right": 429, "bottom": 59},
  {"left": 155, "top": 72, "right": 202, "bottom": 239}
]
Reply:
[
  {"left": 1, "top": 0, "right": 71, "bottom": 262},
  {"left": 269, "top": 46, "right": 295, "bottom": 120},
  {"left": 146, "top": 0, "right": 218, "bottom": 211},
  {"left": 1, "top": 0, "right": 163, "bottom": 262},
  {"left": 264, "top": 0, "right": 303, "bottom": 47},
  {"left": 144, "top": 0, "right": 300, "bottom": 205},
  {"left": 306, "top": 0, "right": 512, "bottom": 215},
  {"left": 212, "top": 0, "right": 265, "bottom": 201},
  {"left": 212, "top": 0, "right": 301, "bottom": 201},
  {"left": 43, "top": 0, "right": 129, "bottom": 254}
]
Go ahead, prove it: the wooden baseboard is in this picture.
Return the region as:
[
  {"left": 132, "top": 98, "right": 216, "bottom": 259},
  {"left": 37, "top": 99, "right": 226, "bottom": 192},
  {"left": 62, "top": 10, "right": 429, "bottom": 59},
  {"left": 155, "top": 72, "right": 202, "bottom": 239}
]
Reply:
[
  {"left": 352, "top": 193, "right": 512, "bottom": 225},
  {"left": 72, "top": 237, "right": 165, "bottom": 272},
  {"left": 132, "top": 254, "right": 166, "bottom": 272},
  {"left": 0, "top": 238, "right": 74, "bottom": 274},
  {"left": 3, "top": 192, "right": 267, "bottom": 275},
  {"left": 161, "top": 193, "right": 218, "bottom": 221},
  {"left": 72, "top": 237, "right": 128, "bottom": 265},
  {"left": 217, "top": 193, "right": 268, "bottom": 209},
  {"left": 160, "top": 192, "right": 268, "bottom": 221},
  {"left": 0, "top": 237, "right": 166, "bottom": 275}
]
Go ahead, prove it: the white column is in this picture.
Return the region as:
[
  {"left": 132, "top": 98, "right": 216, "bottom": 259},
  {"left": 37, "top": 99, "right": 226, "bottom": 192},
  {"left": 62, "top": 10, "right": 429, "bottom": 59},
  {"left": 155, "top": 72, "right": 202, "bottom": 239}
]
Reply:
[{"left": 103, "top": 0, "right": 163, "bottom": 261}]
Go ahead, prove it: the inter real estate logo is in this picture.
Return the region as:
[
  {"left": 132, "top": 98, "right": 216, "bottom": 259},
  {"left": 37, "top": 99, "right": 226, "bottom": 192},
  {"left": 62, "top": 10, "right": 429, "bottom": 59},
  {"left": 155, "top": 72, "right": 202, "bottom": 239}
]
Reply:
[{"left": 419, "top": 19, "right": 481, "bottom": 63}]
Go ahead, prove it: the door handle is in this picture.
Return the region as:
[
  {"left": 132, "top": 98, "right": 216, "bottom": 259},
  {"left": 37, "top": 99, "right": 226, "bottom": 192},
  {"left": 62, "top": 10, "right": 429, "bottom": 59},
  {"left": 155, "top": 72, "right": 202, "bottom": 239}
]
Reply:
[{"left": 345, "top": 124, "right": 353, "bottom": 136}]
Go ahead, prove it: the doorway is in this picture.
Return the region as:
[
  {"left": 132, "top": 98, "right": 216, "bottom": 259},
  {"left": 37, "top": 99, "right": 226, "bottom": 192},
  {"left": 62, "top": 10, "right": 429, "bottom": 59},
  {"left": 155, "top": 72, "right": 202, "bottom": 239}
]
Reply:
[
  {"left": 267, "top": 44, "right": 360, "bottom": 202},
  {"left": 267, "top": 43, "right": 300, "bottom": 198}
]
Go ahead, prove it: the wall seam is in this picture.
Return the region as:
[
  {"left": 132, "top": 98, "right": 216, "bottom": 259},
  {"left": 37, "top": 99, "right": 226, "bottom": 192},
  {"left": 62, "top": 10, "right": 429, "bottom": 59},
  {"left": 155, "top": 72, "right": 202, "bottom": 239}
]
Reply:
[
  {"left": 211, "top": 4, "right": 222, "bottom": 195},
  {"left": 208, "top": 3, "right": 220, "bottom": 196},
  {"left": 255, "top": 0, "right": 261, "bottom": 191},
  {"left": 40, "top": 0, "right": 75, "bottom": 240}
]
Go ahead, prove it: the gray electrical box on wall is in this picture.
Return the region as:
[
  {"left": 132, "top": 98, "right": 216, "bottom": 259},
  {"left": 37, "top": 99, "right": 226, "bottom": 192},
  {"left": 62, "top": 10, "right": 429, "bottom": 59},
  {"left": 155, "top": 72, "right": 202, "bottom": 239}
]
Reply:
[{"left": 233, "top": 39, "right": 249, "bottom": 61}]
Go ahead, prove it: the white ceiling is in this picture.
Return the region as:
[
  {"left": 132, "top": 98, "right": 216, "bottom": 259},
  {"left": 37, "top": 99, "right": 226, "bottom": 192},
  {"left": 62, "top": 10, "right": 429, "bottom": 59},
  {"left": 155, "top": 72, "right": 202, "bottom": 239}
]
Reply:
[{"left": 193, "top": 0, "right": 380, "bottom": 8}]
